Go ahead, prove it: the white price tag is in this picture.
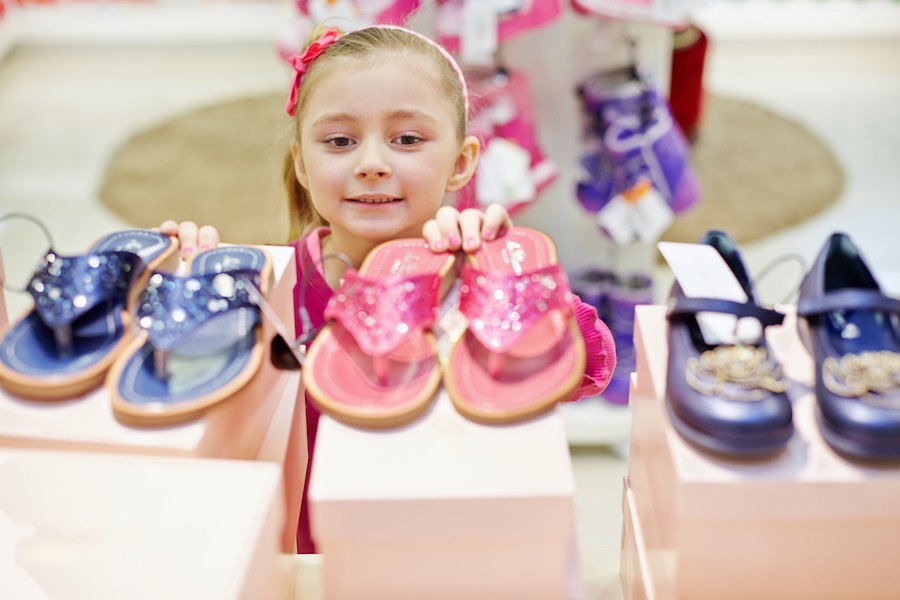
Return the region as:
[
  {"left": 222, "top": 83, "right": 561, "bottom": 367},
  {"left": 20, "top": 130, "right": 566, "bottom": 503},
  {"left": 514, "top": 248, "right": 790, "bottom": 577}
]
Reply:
[
  {"left": 596, "top": 180, "right": 674, "bottom": 245},
  {"left": 461, "top": 0, "right": 500, "bottom": 65},
  {"left": 657, "top": 241, "right": 763, "bottom": 345},
  {"left": 476, "top": 137, "right": 535, "bottom": 206}
]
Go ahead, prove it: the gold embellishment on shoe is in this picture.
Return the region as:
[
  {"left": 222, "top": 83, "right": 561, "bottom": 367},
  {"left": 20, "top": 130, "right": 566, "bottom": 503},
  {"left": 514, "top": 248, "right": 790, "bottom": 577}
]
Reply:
[
  {"left": 823, "top": 351, "right": 900, "bottom": 408},
  {"left": 685, "top": 345, "right": 788, "bottom": 402}
]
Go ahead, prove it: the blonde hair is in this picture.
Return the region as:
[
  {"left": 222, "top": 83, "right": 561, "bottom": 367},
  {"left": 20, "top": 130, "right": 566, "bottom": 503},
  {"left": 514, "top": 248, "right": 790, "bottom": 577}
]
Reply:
[{"left": 282, "top": 26, "right": 469, "bottom": 241}]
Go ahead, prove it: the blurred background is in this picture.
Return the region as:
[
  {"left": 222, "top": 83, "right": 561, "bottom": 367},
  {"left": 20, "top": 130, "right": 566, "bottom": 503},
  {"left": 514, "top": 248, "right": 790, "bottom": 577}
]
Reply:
[{"left": 1, "top": 1, "right": 899, "bottom": 597}]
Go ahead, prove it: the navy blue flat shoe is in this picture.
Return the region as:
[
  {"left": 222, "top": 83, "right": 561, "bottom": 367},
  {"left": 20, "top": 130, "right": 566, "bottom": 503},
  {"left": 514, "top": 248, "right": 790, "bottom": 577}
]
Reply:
[
  {"left": 666, "top": 230, "right": 794, "bottom": 456},
  {"left": 797, "top": 233, "right": 900, "bottom": 461}
]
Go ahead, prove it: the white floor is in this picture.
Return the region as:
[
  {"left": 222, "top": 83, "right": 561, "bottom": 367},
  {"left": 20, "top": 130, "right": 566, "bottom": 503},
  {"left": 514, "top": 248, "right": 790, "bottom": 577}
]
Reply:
[{"left": 2, "top": 6, "right": 900, "bottom": 599}]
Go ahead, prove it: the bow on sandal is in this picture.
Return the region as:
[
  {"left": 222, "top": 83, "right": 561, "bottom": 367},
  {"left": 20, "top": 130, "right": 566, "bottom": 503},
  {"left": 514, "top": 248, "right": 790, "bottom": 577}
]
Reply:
[
  {"left": 444, "top": 226, "right": 586, "bottom": 424},
  {"left": 0, "top": 228, "right": 178, "bottom": 400},
  {"left": 304, "top": 238, "right": 456, "bottom": 429},
  {"left": 107, "top": 245, "right": 272, "bottom": 426}
]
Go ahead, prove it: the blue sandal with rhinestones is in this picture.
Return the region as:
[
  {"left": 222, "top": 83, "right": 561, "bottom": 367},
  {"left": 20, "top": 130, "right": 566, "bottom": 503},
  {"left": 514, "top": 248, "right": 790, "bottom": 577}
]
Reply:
[
  {"left": 0, "top": 229, "right": 178, "bottom": 400},
  {"left": 107, "top": 245, "right": 272, "bottom": 426}
]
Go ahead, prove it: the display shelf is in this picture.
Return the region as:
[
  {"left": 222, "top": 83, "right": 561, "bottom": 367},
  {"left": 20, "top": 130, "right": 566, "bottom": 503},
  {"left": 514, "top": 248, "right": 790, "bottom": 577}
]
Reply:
[
  {"left": 622, "top": 304, "right": 900, "bottom": 599},
  {"left": 0, "top": 245, "right": 300, "bottom": 461},
  {"left": 0, "top": 1, "right": 293, "bottom": 52},
  {"left": 693, "top": 0, "right": 900, "bottom": 41},
  {"left": 310, "top": 389, "right": 585, "bottom": 600},
  {"left": 0, "top": 448, "right": 289, "bottom": 600}
]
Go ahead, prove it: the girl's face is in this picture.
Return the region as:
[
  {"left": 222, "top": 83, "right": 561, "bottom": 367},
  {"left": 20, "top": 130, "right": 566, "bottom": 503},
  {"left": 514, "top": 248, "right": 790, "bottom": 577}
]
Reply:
[{"left": 292, "top": 53, "right": 478, "bottom": 247}]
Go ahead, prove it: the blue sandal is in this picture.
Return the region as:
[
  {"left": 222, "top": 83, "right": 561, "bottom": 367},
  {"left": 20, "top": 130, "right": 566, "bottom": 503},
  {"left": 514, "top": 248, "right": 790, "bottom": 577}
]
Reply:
[
  {"left": 107, "top": 245, "right": 272, "bottom": 426},
  {"left": 0, "top": 229, "right": 178, "bottom": 400}
]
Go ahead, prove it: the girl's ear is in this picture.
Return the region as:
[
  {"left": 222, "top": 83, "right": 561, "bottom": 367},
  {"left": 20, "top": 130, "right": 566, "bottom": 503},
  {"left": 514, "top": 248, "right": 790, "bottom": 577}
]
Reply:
[
  {"left": 291, "top": 140, "right": 310, "bottom": 189},
  {"left": 445, "top": 135, "right": 480, "bottom": 193}
]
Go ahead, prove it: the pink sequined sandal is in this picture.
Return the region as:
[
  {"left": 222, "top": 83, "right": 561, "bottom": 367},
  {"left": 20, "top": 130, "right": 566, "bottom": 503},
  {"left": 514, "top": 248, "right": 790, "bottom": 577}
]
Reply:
[
  {"left": 444, "top": 226, "right": 586, "bottom": 424},
  {"left": 304, "top": 239, "right": 456, "bottom": 428}
]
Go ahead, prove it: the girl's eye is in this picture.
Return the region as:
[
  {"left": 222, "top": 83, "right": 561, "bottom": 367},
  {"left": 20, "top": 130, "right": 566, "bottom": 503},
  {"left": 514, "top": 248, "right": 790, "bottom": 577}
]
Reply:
[
  {"left": 396, "top": 134, "right": 423, "bottom": 146},
  {"left": 325, "top": 136, "right": 353, "bottom": 148}
]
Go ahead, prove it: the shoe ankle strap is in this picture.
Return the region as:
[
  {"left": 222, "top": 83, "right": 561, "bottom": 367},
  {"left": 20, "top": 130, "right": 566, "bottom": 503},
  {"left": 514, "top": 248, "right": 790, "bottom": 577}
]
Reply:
[
  {"left": 668, "top": 295, "right": 785, "bottom": 328},
  {"left": 798, "top": 288, "right": 900, "bottom": 317}
]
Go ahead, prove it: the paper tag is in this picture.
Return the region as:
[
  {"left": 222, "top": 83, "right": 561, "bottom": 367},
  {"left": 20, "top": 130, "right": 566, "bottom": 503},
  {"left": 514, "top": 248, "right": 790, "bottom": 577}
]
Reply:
[
  {"left": 461, "top": 0, "right": 500, "bottom": 65},
  {"left": 596, "top": 181, "right": 674, "bottom": 245},
  {"left": 476, "top": 137, "right": 535, "bottom": 206},
  {"left": 307, "top": 0, "right": 375, "bottom": 29},
  {"left": 658, "top": 241, "right": 763, "bottom": 345}
]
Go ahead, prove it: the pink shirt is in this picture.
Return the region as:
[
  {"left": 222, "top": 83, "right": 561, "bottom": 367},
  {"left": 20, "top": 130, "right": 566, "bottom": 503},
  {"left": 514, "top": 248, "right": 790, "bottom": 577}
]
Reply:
[{"left": 290, "top": 228, "right": 617, "bottom": 553}]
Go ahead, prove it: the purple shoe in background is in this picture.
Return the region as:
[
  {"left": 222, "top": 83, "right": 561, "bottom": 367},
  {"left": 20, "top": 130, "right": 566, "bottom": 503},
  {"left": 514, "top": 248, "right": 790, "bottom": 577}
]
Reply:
[
  {"left": 577, "top": 73, "right": 699, "bottom": 217},
  {"left": 604, "top": 273, "right": 653, "bottom": 405}
]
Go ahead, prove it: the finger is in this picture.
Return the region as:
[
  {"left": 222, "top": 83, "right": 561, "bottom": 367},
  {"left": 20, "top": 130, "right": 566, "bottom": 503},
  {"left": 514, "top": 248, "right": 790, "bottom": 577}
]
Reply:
[
  {"left": 177, "top": 221, "right": 200, "bottom": 258},
  {"left": 481, "top": 204, "right": 511, "bottom": 241},
  {"left": 434, "top": 205, "right": 463, "bottom": 251},
  {"left": 421, "top": 219, "right": 448, "bottom": 252},
  {"left": 158, "top": 220, "right": 179, "bottom": 235},
  {"left": 459, "top": 208, "right": 485, "bottom": 252},
  {"left": 197, "top": 225, "right": 221, "bottom": 252}
]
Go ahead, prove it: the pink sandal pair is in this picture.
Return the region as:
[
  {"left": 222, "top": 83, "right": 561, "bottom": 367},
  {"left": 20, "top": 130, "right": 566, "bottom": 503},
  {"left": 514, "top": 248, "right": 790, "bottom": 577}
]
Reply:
[{"left": 304, "top": 227, "right": 585, "bottom": 428}]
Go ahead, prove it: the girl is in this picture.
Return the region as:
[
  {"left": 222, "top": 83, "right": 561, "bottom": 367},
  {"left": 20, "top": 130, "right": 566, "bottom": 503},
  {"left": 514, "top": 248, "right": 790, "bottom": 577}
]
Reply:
[{"left": 162, "top": 24, "right": 616, "bottom": 553}]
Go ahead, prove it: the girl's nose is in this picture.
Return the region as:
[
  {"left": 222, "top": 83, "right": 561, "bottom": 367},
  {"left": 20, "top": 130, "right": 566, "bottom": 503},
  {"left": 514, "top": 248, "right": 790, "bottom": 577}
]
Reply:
[{"left": 354, "top": 142, "right": 392, "bottom": 179}]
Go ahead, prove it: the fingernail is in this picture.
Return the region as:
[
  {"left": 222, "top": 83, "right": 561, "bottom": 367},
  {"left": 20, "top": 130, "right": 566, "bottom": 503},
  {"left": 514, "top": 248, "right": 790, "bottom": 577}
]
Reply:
[
  {"left": 182, "top": 247, "right": 195, "bottom": 257},
  {"left": 464, "top": 236, "right": 477, "bottom": 249},
  {"left": 483, "top": 228, "right": 496, "bottom": 241},
  {"left": 431, "top": 239, "right": 446, "bottom": 251},
  {"left": 198, "top": 244, "right": 211, "bottom": 252},
  {"left": 448, "top": 234, "right": 460, "bottom": 248}
]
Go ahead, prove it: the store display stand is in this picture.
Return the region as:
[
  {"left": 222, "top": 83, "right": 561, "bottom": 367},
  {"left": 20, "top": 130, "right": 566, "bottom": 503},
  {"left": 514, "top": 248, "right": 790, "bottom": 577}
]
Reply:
[
  {"left": 310, "top": 389, "right": 585, "bottom": 600},
  {"left": 0, "top": 245, "right": 298, "bottom": 458},
  {"left": 0, "top": 447, "right": 289, "bottom": 600},
  {"left": 620, "top": 305, "right": 900, "bottom": 599},
  {"left": 0, "top": 244, "right": 308, "bottom": 557}
]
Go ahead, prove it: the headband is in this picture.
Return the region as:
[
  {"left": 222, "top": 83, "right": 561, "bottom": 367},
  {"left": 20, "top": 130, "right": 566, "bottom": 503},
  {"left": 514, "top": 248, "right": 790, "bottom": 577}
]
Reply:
[{"left": 284, "top": 25, "right": 469, "bottom": 118}]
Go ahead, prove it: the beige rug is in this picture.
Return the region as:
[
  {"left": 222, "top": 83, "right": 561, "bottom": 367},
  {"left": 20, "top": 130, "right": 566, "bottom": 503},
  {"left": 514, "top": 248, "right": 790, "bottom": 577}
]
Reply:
[
  {"left": 98, "top": 92, "right": 843, "bottom": 246},
  {"left": 660, "top": 93, "right": 843, "bottom": 245}
]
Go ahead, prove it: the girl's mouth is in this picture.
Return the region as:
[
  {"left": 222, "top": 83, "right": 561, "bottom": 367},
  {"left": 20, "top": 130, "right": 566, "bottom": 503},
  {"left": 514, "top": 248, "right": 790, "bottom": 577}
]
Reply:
[{"left": 348, "top": 197, "right": 401, "bottom": 204}]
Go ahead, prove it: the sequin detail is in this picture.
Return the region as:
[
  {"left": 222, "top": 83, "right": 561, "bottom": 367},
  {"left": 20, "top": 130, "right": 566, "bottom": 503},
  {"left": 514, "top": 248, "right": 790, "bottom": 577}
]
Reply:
[
  {"left": 325, "top": 270, "right": 441, "bottom": 356},
  {"left": 458, "top": 263, "right": 574, "bottom": 351},
  {"left": 136, "top": 269, "right": 261, "bottom": 351},
  {"left": 28, "top": 249, "right": 140, "bottom": 328}
]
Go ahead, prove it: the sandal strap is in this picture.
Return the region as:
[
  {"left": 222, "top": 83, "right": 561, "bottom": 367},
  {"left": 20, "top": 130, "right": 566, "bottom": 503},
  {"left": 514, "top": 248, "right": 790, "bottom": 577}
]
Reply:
[
  {"left": 459, "top": 263, "right": 574, "bottom": 352},
  {"left": 137, "top": 268, "right": 261, "bottom": 352},
  {"left": 667, "top": 296, "right": 785, "bottom": 328},
  {"left": 798, "top": 288, "right": 900, "bottom": 317},
  {"left": 324, "top": 269, "right": 441, "bottom": 357},
  {"left": 28, "top": 249, "right": 143, "bottom": 328}
]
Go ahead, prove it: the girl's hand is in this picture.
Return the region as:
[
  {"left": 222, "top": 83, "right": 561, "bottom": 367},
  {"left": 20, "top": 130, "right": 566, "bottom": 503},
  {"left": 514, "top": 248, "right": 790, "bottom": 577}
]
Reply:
[
  {"left": 158, "top": 220, "right": 221, "bottom": 259},
  {"left": 422, "top": 204, "right": 511, "bottom": 254}
]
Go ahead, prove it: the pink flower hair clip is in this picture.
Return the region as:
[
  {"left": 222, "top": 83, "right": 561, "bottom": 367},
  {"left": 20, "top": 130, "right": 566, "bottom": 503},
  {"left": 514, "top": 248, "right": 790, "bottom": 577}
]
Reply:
[{"left": 285, "top": 27, "right": 341, "bottom": 117}]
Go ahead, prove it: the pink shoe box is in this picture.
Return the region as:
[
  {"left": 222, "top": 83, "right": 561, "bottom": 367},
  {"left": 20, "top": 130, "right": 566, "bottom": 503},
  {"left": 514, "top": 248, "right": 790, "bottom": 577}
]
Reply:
[
  {"left": 0, "top": 244, "right": 301, "bottom": 462},
  {"left": 624, "top": 305, "right": 900, "bottom": 599},
  {"left": 309, "top": 389, "right": 579, "bottom": 600},
  {"left": 620, "top": 476, "right": 671, "bottom": 600},
  {"left": 255, "top": 369, "right": 306, "bottom": 554},
  {"left": 0, "top": 447, "right": 289, "bottom": 599}
]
